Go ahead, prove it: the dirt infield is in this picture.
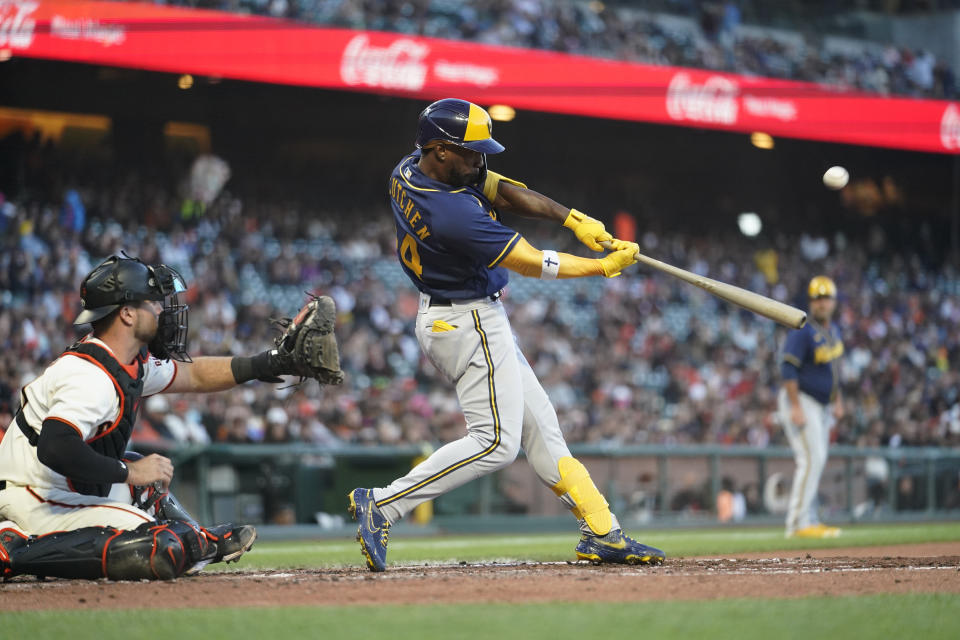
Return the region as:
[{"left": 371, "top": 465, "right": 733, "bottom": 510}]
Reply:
[{"left": 2, "top": 542, "right": 959, "bottom": 611}]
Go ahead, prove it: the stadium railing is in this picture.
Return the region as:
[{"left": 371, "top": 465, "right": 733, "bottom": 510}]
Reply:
[{"left": 148, "top": 442, "right": 960, "bottom": 533}]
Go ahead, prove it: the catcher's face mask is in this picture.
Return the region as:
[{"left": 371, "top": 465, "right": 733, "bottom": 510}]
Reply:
[{"left": 146, "top": 264, "right": 192, "bottom": 363}]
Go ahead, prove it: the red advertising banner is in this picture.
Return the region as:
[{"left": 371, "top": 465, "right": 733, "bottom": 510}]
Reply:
[{"left": 3, "top": 0, "right": 959, "bottom": 153}]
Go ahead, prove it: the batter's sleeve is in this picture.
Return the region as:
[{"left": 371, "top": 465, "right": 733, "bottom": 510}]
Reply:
[
  {"left": 780, "top": 329, "right": 807, "bottom": 380},
  {"left": 432, "top": 195, "right": 521, "bottom": 268},
  {"left": 482, "top": 170, "right": 528, "bottom": 202}
]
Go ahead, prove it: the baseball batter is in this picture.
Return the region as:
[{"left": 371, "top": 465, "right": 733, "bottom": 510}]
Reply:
[
  {"left": 348, "top": 98, "right": 665, "bottom": 571},
  {"left": 778, "top": 275, "right": 844, "bottom": 538},
  {"left": 0, "top": 255, "right": 343, "bottom": 580}
]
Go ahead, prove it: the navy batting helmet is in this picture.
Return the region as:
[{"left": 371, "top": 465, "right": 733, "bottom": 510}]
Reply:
[{"left": 416, "top": 98, "right": 505, "bottom": 154}]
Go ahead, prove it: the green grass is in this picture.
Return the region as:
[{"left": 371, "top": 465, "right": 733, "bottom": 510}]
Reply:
[
  {"left": 207, "top": 521, "right": 960, "bottom": 571},
  {"left": 4, "top": 595, "right": 959, "bottom": 640}
]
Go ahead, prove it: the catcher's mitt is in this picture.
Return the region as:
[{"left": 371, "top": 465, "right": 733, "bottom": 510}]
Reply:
[{"left": 271, "top": 295, "right": 344, "bottom": 386}]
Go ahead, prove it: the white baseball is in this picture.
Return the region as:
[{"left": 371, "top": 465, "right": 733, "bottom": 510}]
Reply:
[{"left": 823, "top": 166, "right": 849, "bottom": 190}]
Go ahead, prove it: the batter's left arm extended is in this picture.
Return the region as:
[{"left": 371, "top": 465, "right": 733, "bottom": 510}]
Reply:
[
  {"left": 489, "top": 179, "right": 568, "bottom": 223},
  {"left": 486, "top": 176, "right": 614, "bottom": 252}
]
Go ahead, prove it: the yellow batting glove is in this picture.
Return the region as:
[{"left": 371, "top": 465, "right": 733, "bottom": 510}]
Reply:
[
  {"left": 598, "top": 247, "right": 638, "bottom": 278},
  {"left": 563, "top": 209, "right": 612, "bottom": 252},
  {"left": 605, "top": 238, "right": 640, "bottom": 256}
]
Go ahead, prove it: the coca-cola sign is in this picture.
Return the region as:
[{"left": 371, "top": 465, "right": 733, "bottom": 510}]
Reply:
[
  {"left": 9, "top": 1, "right": 959, "bottom": 154},
  {"left": 0, "top": 1, "right": 38, "bottom": 49},
  {"left": 340, "top": 34, "right": 429, "bottom": 92},
  {"left": 666, "top": 72, "right": 739, "bottom": 125}
]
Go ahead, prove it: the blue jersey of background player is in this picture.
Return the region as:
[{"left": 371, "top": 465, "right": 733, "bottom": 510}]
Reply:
[
  {"left": 780, "top": 287, "right": 844, "bottom": 405},
  {"left": 388, "top": 149, "right": 520, "bottom": 300},
  {"left": 778, "top": 275, "right": 844, "bottom": 539}
]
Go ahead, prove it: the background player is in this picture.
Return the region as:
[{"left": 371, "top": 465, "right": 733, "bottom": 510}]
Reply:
[
  {"left": 348, "top": 98, "right": 665, "bottom": 571},
  {"left": 0, "top": 255, "right": 341, "bottom": 580},
  {"left": 778, "top": 275, "right": 844, "bottom": 539}
]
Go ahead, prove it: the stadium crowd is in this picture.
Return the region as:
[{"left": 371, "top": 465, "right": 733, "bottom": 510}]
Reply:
[
  {"left": 2, "top": 132, "right": 959, "bottom": 457},
  {"left": 138, "top": 0, "right": 956, "bottom": 99}
]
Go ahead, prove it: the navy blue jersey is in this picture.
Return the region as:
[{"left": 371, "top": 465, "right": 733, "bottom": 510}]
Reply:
[
  {"left": 388, "top": 150, "right": 521, "bottom": 299},
  {"left": 780, "top": 321, "right": 844, "bottom": 404}
]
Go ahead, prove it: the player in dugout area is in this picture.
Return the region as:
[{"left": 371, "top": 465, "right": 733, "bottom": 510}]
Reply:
[
  {"left": 778, "top": 276, "right": 844, "bottom": 539},
  {"left": 348, "top": 98, "right": 665, "bottom": 572},
  {"left": 0, "top": 255, "right": 343, "bottom": 580}
]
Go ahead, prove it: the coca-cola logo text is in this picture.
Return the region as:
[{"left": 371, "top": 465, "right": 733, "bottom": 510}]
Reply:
[
  {"left": 340, "top": 34, "right": 429, "bottom": 91},
  {"left": 666, "top": 72, "right": 739, "bottom": 125},
  {"left": 0, "top": 1, "right": 38, "bottom": 49}
]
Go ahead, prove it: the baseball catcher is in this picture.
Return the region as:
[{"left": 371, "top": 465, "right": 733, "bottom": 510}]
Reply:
[{"left": 0, "top": 255, "right": 343, "bottom": 581}]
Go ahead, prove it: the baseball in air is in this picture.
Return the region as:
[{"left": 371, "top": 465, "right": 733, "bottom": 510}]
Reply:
[{"left": 822, "top": 166, "right": 849, "bottom": 190}]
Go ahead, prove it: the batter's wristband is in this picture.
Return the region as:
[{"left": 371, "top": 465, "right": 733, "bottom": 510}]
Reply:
[
  {"left": 540, "top": 250, "right": 560, "bottom": 280},
  {"left": 231, "top": 351, "right": 274, "bottom": 384}
]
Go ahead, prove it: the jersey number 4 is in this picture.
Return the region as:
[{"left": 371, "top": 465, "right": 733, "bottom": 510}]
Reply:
[{"left": 400, "top": 233, "right": 423, "bottom": 279}]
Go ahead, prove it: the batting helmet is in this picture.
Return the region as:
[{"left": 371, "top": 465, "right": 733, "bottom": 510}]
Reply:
[
  {"left": 416, "top": 98, "right": 505, "bottom": 154},
  {"left": 808, "top": 275, "right": 837, "bottom": 299}
]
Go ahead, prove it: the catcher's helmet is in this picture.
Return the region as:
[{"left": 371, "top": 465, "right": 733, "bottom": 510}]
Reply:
[
  {"left": 416, "top": 98, "right": 505, "bottom": 154},
  {"left": 74, "top": 255, "right": 191, "bottom": 361},
  {"left": 808, "top": 275, "right": 837, "bottom": 299}
]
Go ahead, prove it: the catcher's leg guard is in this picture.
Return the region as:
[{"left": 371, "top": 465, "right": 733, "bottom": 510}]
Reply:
[
  {"left": 4, "top": 520, "right": 216, "bottom": 581},
  {"left": 126, "top": 451, "right": 197, "bottom": 524},
  {"left": 156, "top": 489, "right": 200, "bottom": 527},
  {"left": 6, "top": 523, "right": 181, "bottom": 580},
  {"left": 1, "top": 527, "right": 28, "bottom": 579},
  {"left": 551, "top": 457, "right": 615, "bottom": 536}
]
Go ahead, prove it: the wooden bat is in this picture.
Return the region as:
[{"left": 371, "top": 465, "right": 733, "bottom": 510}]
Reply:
[{"left": 600, "top": 241, "right": 806, "bottom": 329}]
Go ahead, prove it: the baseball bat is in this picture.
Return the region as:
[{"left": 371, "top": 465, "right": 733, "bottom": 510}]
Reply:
[{"left": 599, "top": 241, "right": 807, "bottom": 329}]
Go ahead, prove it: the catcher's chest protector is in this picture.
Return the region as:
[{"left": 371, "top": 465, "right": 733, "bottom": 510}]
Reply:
[{"left": 59, "top": 342, "right": 146, "bottom": 496}]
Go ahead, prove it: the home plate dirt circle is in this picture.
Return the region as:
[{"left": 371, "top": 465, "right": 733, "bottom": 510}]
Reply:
[{"left": 2, "top": 542, "right": 959, "bottom": 611}]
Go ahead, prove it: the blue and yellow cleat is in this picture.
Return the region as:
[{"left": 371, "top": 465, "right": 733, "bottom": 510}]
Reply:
[
  {"left": 347, "top": 488, "right": 391, "bottom": 572},
  {"left": 575, "top": 529, "right": 666, "bottom": 566}
]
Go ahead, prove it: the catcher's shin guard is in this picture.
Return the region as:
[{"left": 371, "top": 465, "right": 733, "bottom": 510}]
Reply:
[
  {"left": 125, "top": 451, "right": 198, "bottom": 526},
  {"left": 551, "top": 457, "right": 615, "bottom": 536},
  {"left": 1, "top": 527, "right": 28, "bottom": 578},
  {"left": 4, "top": 520, "right": 216, "bottom": 581},
  {"left": 156, "top": 490, "right": 201, "bottom": 527}
]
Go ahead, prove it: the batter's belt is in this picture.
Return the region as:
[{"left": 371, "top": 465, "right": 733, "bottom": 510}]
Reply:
[{"left": 425, "top": 290, "right": 503, "bottom": 307}]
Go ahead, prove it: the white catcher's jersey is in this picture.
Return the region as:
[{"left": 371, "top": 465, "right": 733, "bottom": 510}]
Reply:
[{"left": 0, "top": 337, "right": 177, "bottom": 492}]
